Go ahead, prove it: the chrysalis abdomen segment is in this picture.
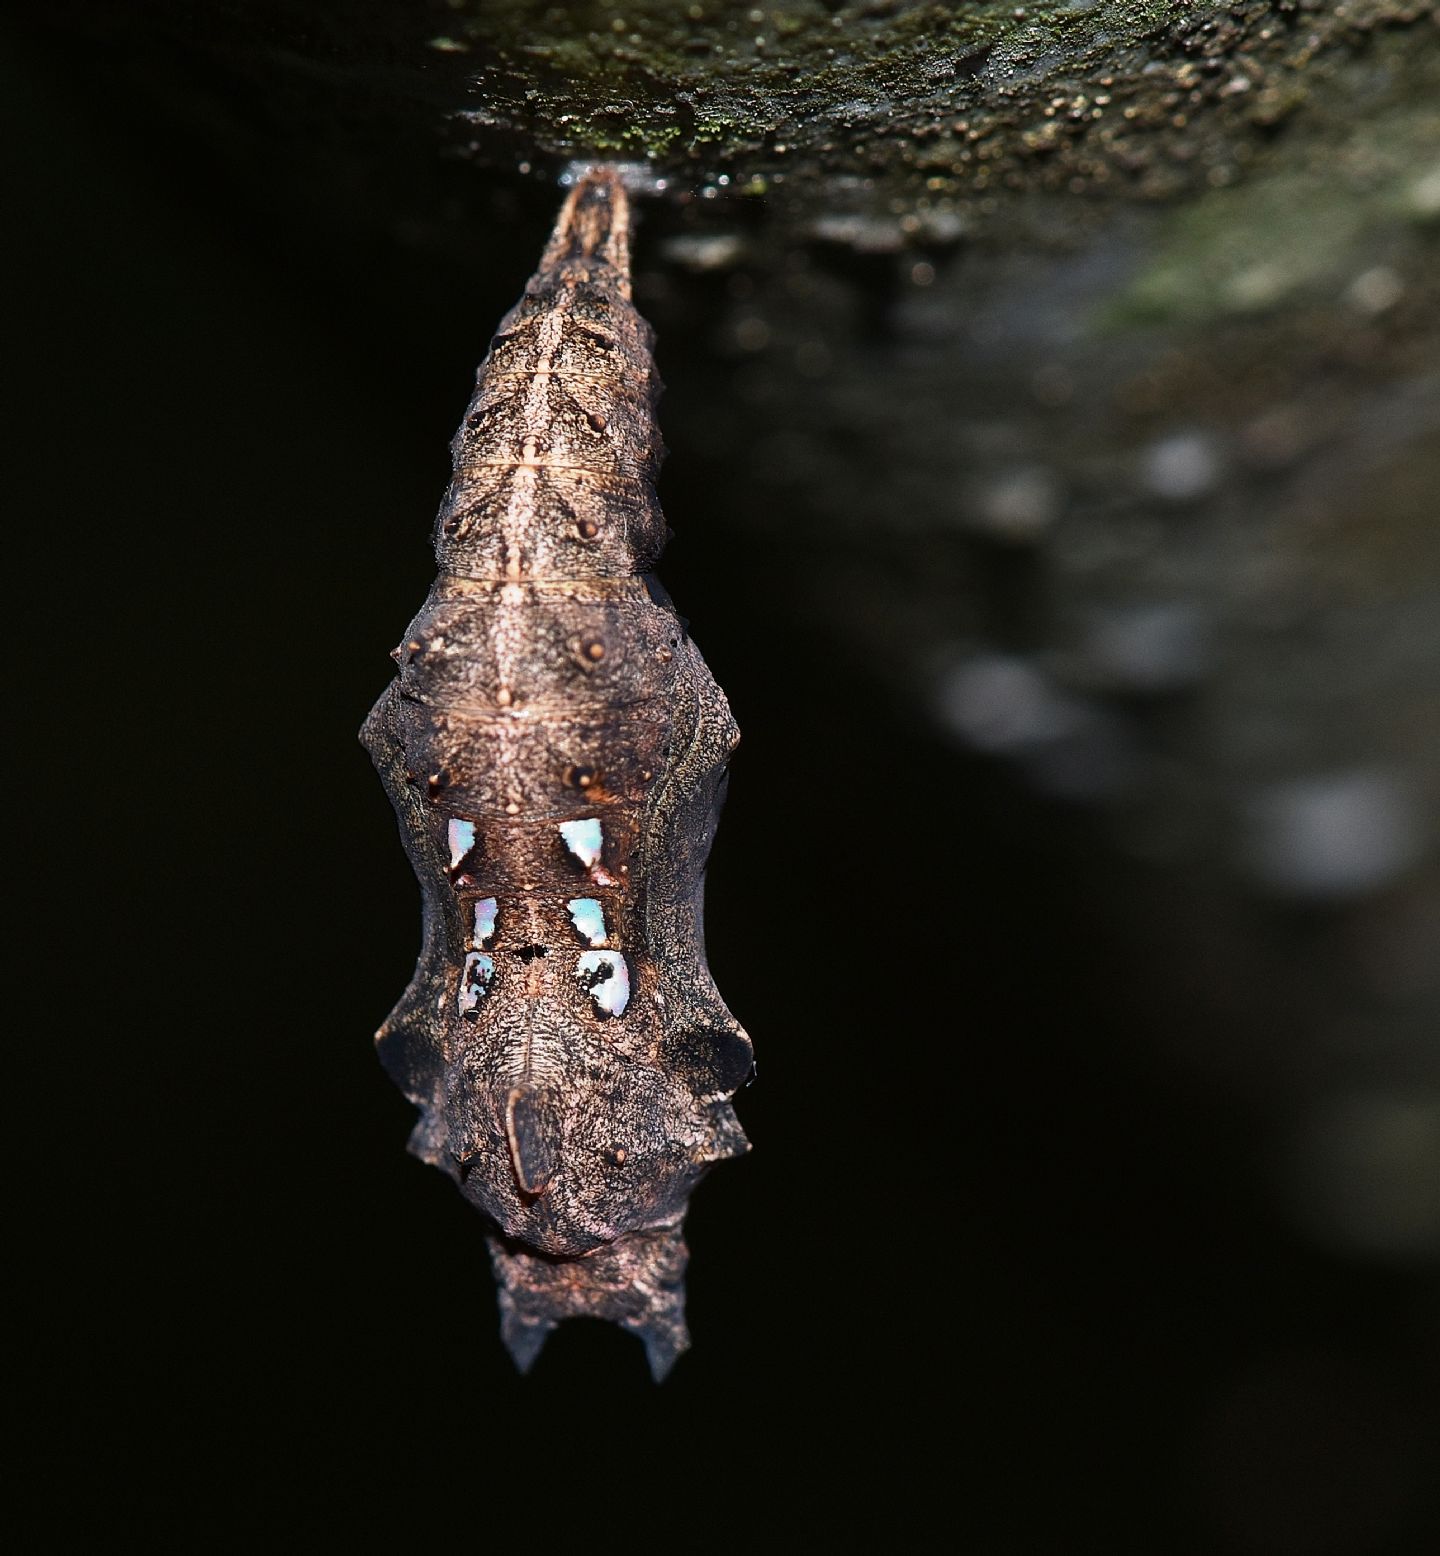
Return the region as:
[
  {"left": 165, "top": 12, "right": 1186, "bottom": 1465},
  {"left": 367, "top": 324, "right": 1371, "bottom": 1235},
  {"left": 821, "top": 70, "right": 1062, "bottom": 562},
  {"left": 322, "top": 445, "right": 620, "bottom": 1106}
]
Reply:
[
  {"left": 362, "top": 170, "right": 750, "bottom": 1379},
  {"left": 436, "top": 179, "right": 668, "bottom": 583}
]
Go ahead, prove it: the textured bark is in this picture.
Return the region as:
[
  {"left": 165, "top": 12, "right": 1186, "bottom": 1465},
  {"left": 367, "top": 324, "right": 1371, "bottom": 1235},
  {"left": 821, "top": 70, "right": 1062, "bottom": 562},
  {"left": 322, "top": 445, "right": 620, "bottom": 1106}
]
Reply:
[{"left": 361, "top": 170, "right": 751, "bottom": 1379}]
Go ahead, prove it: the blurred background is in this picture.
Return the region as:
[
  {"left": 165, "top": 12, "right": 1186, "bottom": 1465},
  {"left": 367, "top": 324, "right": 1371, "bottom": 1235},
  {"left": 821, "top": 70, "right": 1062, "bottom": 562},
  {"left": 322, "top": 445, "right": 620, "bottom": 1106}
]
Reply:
[{"left": 9, "top": 3, "right": 1439, "bottom": 1549}]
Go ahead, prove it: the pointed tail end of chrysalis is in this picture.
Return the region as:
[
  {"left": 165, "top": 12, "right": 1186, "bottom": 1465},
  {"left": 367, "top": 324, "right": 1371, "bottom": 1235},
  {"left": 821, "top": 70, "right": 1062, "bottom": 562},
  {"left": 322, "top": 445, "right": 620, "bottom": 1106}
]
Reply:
[
  {"left": 541, "top": 164, "right": 636, "bottom": 296},
  {"left": 489, "top": 1225, "right": 691, "bottom": 1382}
]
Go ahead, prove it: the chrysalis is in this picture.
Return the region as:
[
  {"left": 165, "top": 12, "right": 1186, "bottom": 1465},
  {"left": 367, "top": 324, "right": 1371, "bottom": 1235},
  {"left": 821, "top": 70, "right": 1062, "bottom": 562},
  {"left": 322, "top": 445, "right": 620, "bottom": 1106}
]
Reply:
[{"left": 361, "top": 169, "right": 752, "bottom": 1379}]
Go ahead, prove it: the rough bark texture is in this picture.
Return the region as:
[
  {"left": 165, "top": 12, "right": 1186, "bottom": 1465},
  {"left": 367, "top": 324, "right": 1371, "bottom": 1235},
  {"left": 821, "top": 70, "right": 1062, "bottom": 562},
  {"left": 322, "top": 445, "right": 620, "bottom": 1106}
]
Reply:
[{"left": 361, "top": 171, "right": 750, "bottom": 1379}]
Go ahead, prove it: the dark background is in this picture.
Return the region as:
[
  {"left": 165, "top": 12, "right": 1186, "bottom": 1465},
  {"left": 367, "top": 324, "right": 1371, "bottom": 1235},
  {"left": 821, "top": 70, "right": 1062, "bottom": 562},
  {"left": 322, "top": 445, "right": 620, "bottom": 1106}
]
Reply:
[{"left": 9, "top": 12, "right": 1437, "bottom": 1551}]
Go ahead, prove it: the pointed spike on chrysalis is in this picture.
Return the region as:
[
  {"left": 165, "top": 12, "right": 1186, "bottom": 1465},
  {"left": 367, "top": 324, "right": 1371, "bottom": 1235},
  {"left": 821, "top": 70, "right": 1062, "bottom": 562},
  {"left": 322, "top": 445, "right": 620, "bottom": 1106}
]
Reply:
[
  {"left": 501, "top": 1314, "right": 556, "bottom": 1376},
  {"left": 487, "top": 1227, "right": 691, "bottom": 1383},
  {"left": 636, "top": 1317, "right": 691, "bottom": 1383}
]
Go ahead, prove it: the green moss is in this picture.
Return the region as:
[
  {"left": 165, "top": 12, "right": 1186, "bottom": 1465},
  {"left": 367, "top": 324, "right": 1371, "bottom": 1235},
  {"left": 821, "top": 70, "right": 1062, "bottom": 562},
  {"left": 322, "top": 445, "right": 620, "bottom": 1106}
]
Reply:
[
  {"left": 445, "top": 0, "right": 1191, "bottom": 166},
  {"left": 1114, "top": 179, "right": 1369, "bottom": 325},
  {"left": 418, "top": 0, "right": 1436, "bottom": 247},
  {"left": 1105, "top": 68, "right": 1440, "bottom": 329}
]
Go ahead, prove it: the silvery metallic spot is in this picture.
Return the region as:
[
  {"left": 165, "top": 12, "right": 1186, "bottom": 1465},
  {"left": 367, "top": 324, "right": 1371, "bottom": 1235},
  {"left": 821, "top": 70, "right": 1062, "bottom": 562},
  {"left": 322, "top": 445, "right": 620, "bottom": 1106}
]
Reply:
[
  {"left": 558, "top": 817, "right": 604, "bottom": 869},
  {"left": 471, "top": 897, "right": 498, "bottom": 948},
  {"left": 576, "top": 950, "right": 631, "bottom": 1017},
  {"left": 458, "top": 952, "right": 495, "bottom": 1016},
  {"left": 566, "top": 897, "right": 608, "bottom": 947},
  {"left": 447, "top": 819, "right": 477, "bottom": 873}
]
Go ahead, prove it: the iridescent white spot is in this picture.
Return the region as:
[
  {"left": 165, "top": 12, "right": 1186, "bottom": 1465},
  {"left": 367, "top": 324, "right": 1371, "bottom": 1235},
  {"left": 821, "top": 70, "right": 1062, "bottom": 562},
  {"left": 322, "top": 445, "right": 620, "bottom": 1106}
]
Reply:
[
  {"left": 566, "top": 897, "right": 608, "bottom": 947},
  {"left": 448, "top": 819, "right": 477, "bottom": 872},
  {"left": 471, "top": 897, "right": 498, "bottom": 947},
  {"left": 458, "top": 952, "right": 494, "bottom": 1017},
  {"left": 558, "top": 817, "right": 603, "bottom": 868},
  {"left": 576, "top": 950, "right": 630, "bottom": 1017}
]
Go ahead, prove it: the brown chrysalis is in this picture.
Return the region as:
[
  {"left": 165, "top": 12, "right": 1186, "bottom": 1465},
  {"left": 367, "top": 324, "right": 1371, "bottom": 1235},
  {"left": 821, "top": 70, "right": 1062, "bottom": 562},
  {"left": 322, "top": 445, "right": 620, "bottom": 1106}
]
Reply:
[{"left": 361, "top": 168, "right": 752, "bottom": 1378}]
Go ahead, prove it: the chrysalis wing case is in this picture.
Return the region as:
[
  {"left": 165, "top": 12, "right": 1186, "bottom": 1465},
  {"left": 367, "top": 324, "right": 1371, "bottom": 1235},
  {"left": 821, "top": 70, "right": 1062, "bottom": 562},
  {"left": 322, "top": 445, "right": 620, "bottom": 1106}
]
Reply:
[{"left": 361, "top": 168, "right": 752, "bottom": 1379}]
